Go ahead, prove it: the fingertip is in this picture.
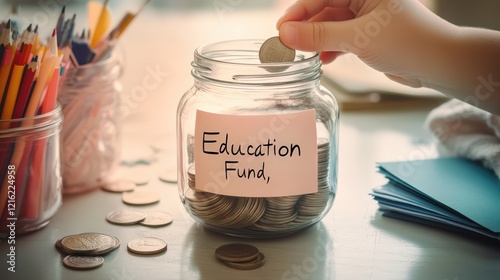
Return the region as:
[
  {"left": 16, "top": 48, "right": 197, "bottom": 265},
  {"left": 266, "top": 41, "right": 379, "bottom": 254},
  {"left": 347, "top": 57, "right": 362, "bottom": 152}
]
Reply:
[
  {"left": 276, "top": 2, "right": 305, "bottom": 30},
  {"left": 320, "top": 51, "right": 341, "bottom": 64},
  {"left": 279, "top": 22, "right": 299, "bottom": 47}
]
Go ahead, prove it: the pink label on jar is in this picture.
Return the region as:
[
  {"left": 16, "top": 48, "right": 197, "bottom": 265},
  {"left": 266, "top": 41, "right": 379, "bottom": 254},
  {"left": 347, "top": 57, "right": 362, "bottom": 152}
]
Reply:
[{"left": 194, "top": 109, "right": 318, "bottom": 197}]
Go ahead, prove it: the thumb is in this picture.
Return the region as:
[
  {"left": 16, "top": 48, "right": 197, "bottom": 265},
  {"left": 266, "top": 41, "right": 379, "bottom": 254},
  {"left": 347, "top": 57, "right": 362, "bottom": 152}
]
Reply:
[{"left": 278, "top": 20, "right": 365, "bottom": 54}]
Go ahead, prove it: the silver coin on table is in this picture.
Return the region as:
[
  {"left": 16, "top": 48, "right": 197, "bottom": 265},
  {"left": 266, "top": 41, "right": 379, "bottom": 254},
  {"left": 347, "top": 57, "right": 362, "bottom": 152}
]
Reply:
[
  {"left": 222, "top": 252, "right": 265, "bottom": 270},
  {"left": 215, "top": 243, "right": 260, "bottom": 263},
  {"left": 122, "top": 189, "right": 161, "bottom": 205},
  {"left": 63, "top": 255, "right": 104, "bottom": 270},
  {"left": 140, "top": 211, "right": 173, "bottom": 227},
  {"left": 61, "top": 233, "right": 115, "bottom": 254},
  {"left": 101, "top": 180, "right": 136, "bottom": 193},
  {"left": 127, "top": 237, "right": 168, "bottom": 255},
  {"left": 259, "top": 36, "right": 296, "bottom": 63},
  {"left": 158, "top": 165, "right": 177, "bottom": 183},
  {"left": 106, "top": 209, "right": 147, "bottom": 225}
]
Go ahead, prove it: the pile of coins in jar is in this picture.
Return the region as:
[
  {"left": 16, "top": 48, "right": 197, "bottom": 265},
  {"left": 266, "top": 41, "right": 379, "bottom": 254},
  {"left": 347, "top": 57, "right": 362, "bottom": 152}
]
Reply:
[{"left": 183, "top": 138, "right": 333, "bottom": 235}]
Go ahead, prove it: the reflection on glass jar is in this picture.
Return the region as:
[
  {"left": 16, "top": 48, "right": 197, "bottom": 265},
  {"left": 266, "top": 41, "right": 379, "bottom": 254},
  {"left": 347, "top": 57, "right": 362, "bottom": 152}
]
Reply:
[
  {"left": 177, "top": 40, "right": 339, "bottom": 238},
  {"left": 58, "top": 54, "right": 122, "bottom": 194},
  {"left": 0, "top": 105, "right": 63, "bottom": 237}
]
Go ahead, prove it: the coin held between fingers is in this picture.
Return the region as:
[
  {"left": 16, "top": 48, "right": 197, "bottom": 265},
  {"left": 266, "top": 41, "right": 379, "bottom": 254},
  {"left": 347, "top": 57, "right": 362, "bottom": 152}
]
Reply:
[{"left": 259, "top": 36, "right": 296, "bottom": 64}]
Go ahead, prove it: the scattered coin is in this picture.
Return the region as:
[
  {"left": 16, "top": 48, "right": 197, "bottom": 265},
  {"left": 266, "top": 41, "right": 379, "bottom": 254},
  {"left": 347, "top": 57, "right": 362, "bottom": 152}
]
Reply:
[
  {"left": 101, "top": 180, "right": 136, "bottom": 193},
  {"left": 215, "top": 243, "right": 264, "bottom": 270},
  {"left": 122, "top": 189, "right": 160, "bottom": 205},
  {"left": 222, "top": 252, "right": 265, "bottom": 270},
  {"left": 140, "top": 211, "right": 173, "bottom": 227},
  {"left": 259, "top": 36, "right": 295, "bottom": 63},
  {"left": 61, "top": 232, "right": 115, "bottom": 254},
  {"left": 215, "top": 243, "right": 260, "bottom": 263},
  {"left": 158, "top": 165, "right": 177, "bottom": 183},
  {"left": 62, "top": 255, "right": 104, "bottom": 270},
  {"left": 106, "top": 209, "right": 147, "bottom": 225},
  {"left": 127, "top": 237, "right": 167, "bottom": 255},
  {"left": 113, "top": 166, "right": 151, "bottom": 185}
]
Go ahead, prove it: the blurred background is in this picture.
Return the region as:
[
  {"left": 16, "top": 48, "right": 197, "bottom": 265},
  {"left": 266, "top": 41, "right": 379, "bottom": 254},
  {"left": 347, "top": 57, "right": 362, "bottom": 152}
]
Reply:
[{"left": 2, "top": 0, "right": 500, "bottom": 30}]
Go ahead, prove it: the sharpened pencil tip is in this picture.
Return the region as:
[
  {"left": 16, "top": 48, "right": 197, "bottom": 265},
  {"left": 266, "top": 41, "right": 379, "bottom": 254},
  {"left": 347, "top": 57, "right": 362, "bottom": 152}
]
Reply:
[
  {"left": 34, "top": 25, "right": 39, "bottom": 34},
  {"left": 52, "top": 28, "right": 56, "bottom": 37},
  {"left": 6, "top": 19, "right": 11, "bottom": 28},
  {"left": 61, "top": 5, "right": 66, "bottom": 13},
  {"left": 27, "top": 23, "right": 32, "bottom": 32}
]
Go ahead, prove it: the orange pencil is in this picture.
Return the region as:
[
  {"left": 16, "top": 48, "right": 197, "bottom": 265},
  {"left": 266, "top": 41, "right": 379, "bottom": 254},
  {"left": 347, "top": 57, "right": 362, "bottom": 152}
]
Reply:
[
  {"left": 22, "top": 139, "right": 42, "bottom": 219},
  {"left": 24, "top": 29, "right": 57, "bottom": 118},
  {"left": 40, "top": 67, "right": 59, "bottom": 113}
]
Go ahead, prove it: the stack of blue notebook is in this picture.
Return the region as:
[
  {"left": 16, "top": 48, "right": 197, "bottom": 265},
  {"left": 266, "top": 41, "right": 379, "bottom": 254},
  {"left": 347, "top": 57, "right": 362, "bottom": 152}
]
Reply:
[{"left": 371, "top": 158, "right": 500, "bottom": 241}]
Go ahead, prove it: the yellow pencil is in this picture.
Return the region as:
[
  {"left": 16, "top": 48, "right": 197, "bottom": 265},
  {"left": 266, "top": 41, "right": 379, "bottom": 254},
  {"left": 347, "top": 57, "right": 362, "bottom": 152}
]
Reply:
[
  {"left": 0, "top": 64, "right": 24, "bottom": 126},
  {"left": 0, "top": 44, "right": 15, "bottom": 105},
  {"left": 90, "top": 0, "right": 111, "bottom": 49}
]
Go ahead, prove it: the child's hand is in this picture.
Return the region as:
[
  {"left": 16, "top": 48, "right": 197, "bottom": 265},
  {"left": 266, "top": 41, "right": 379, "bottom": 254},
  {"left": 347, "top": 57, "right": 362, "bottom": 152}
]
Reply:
[
  {"left": 276, "top": 0, "right": 500, "bottom": 115},
  {"left": 276, "top": 0, "right": 457, "bottom": 89}
]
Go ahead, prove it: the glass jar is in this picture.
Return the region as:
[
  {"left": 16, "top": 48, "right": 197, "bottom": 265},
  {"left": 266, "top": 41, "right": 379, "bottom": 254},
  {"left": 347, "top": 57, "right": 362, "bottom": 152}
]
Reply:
[
  {"left": 0, "top": 105, "right": 63, "bottom": 237},
  {"left": 57, "top": 53, "right": 122, "bottom": 193},
  {"left": 177, "top": 40, "right": 339, "bottom": 238}
]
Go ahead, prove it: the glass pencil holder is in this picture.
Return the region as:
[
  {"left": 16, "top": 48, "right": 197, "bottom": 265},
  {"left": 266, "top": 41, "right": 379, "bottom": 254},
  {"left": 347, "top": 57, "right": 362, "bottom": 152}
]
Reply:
[
  {"left": 58, "top": 53, "right": 122, "bottom": 193},
  {"left": 0, "top": 105, "right": 63, "bottom": 237},
  {"left": 177, "top": 40, "right": 339, "bottom": 238}
]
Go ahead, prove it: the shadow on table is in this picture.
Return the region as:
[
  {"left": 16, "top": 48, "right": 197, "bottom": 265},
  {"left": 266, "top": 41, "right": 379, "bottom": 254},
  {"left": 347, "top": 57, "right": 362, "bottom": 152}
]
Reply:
[
  {"left": 179, "top": 221, "right": 334, "bottom": 280},
  {"left": 370, "top": 211, "right": 500, "bottom": 279}
]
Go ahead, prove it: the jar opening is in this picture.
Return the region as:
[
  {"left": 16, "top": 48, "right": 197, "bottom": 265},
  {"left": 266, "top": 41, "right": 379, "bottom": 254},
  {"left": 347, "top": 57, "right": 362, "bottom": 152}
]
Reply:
[
  {"left": 192, "top": 39, "right": 321, "bottom": 85},
  {"left": 0, "top": 104, "right": 63, "bottom": 139}
]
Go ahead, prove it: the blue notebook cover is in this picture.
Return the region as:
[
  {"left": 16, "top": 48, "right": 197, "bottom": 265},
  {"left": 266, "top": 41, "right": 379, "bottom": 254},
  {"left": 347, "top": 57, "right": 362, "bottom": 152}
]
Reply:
[{"left": 371, "top": 158, "right": 500, "bottom": 240}]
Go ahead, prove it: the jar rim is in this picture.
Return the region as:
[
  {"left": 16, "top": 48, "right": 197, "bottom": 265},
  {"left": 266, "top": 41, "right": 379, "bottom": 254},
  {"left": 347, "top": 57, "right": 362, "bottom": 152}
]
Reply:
[
  {"left": 0, "top": 103, "right": 63, "bottom": 136},
  {"left": 192, "top": 39, "right": 322, "bottom": 85},
  {"left": 194, "top": 39, "right": 319, "bottom": 66}
]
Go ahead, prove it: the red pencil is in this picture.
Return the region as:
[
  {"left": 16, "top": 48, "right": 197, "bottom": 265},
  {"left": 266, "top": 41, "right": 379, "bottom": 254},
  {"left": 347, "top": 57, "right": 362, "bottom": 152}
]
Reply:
[{"left": 11, "top": 56, "right": 37, "bottom": 120}]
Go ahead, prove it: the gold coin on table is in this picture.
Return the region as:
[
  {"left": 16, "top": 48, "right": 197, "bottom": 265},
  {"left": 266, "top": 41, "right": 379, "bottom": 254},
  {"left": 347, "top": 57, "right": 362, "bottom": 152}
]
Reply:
[
  {"left": 127, "top": 237, "right": 167, "bottom": 255},
  {"left": 122, "top": 189, "right": 160, "bottom": 205},
  {"left": 62, "top": 255, "right": 104, "bottom": 270},
  {"left": 215, "top": 243, "right": 260, "bottom": 263},
  {"left": 106, "top": 209, "right": 147, "bottom": 225},
  {"left": 140, "top": 211, "right": 173, "bottom": 227},
  {"left": 61, "top": 233, "right": 115, "bottom": 254},
  {"left": 259, "top": 36, "right": 296, "bottom": 63},
  {"left": 101, "top": 180, "right": 136, "bottom": 193},
  {"left": 222, "top": 252, "right": 265, "bottom": 270}
]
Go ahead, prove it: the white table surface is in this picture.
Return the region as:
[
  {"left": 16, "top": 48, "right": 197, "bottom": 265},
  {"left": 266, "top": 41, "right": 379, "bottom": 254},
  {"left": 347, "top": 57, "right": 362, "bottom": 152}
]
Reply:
[{"left": 1, "top": 1, "right": 500, "bottom": 279}]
